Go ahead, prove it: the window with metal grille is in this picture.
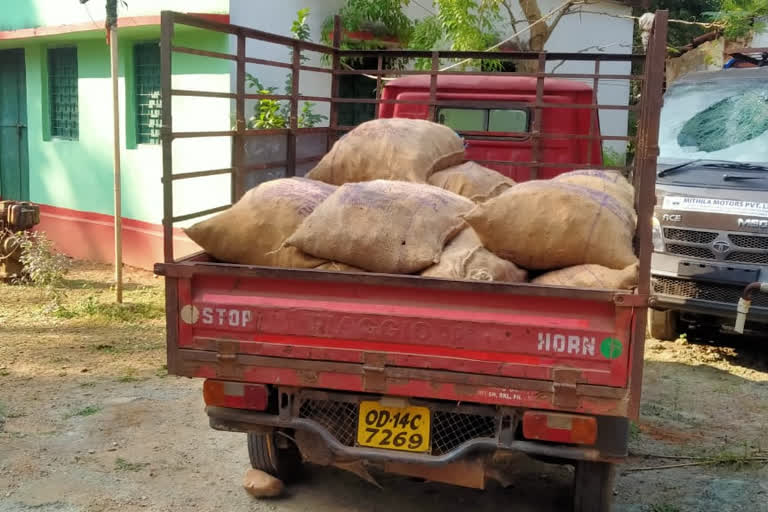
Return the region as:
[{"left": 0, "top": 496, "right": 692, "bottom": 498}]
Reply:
[
  {"left": 48, "top": 47, "right": 78, "bottom": 139},
  {"left": 134, "top": 42, "right": 161, "bottom": 145}
]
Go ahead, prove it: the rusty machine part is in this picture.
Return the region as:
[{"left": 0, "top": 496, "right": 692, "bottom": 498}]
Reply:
[{"left": 0, "top": 200, "right": 41, "bottom": 279}]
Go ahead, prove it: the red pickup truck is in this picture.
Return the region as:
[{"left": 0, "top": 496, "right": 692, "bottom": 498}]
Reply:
[{"left": 155, "top": 11, "right": 667, "bottom": 512}]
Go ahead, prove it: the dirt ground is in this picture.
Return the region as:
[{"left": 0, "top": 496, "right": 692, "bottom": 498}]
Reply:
[{"left": 1, "top": 262, "right": 767, "bottom": 512}]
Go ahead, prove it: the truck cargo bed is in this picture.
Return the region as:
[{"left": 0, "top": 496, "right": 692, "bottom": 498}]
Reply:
[{"left": 157, "top": 252, "right": 646, "bottom": 418}]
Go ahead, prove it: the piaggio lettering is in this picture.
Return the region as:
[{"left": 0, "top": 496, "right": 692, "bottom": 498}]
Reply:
[{"left": 537, "top": 332, "right": 596, "bottom": 357}]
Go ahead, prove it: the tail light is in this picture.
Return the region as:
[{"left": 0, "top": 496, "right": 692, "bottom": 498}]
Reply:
[
  {"left": 203, "top": 380, "right": 268, "bottom": 411},
  {"left": 522, "top": 411, "right": 597, "bottom": 445}
]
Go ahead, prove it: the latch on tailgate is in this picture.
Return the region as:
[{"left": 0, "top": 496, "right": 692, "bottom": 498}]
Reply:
[
  {"left": 552, "top": 368, "right": 582, "bottom": 409},
  {"left": 362, "top": 352, "right": 387, "bottom": 393},
  {"left": 216, "top": 340, "right": 241, "bottom": 378}
]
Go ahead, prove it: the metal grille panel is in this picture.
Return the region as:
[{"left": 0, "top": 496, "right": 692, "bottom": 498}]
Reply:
[
  {"left": 297, "top": 398, "right": 498, "bottom": 456},
  {"left": 135, "top": 42, "right": 162, "bottom": 145},
  {"left": 726, "top": 251, "right": 768, "bottom": 265},
  {"left": 666, "top": 244, "right": 715, "bottom": 260},
  {"left": 48, "top": 47, "right": 78, "bottom": 139},
  {"left": 653, "top": 277, "right": 768, "bottom": 308},
  {"left": 298, "top": 399, "right": 357, "bottom": 446},
  {"left": 664, "top": 228, "right": 718, "bottom": 244},
  {"left": 431, "top": 411, "right": 496, "bottom": 455},
  {"left": 728, "top": 234, "right": 768, "bottom": 250}
]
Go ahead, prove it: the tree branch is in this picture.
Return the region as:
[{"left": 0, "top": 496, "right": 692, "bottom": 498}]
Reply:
[{"left": 500, "top": 0, "right": 524, "bottom": 48}]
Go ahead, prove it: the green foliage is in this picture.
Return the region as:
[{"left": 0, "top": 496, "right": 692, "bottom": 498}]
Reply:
[
  {"left": 247, "top": 9, "right": 327, "bottom": 130},
  {"left": 411, "top": 15, "right": 443, "bottom": 51},
  {"left": 114, "top": 457, "right": 150, "bottom": 472},
  {"left": 52, "top": 292, "right": 163, "bottom": 323},
  {"left": 602, "top": 147, "right": 627, "bottom": 168},
  {"left": 67, "top": 405, "right": 101, "bottom": 418},
  {"left": 639, "top": 1, "right": 721, "bottom": 50},
  {"left": 334, "top": 0, "right": 413, "bottom": 40},
  {"left": 434, "top": 0, "right": 500, "bottom": 52},
  {"left": 707, "top": 0, "right": 768, "bottom": 38},
  {"left": 7, "top": 230, "right": 70, "bottom": 288},
  {"left": 291, "top": 7, "right": 312, "bottom": 42}
]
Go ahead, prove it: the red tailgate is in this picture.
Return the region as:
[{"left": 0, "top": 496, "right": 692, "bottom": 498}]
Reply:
[{"left": 171, "top": 267, "right": 636, "bottom": 391}]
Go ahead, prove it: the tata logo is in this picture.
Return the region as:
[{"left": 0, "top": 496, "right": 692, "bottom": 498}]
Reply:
[
  {"left": 712, "top": 240, "right": 731, "bottom": 253},
  {"left": 738, "top": 218, "right": 768, "bottom": 229},
  {"left": 662, "top": 214, "right": 682, "bottom": 222}
]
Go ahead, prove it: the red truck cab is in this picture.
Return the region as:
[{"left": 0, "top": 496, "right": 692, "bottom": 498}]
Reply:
[{"left": 379, "top": 75, "right": 603, "bottom": 181}]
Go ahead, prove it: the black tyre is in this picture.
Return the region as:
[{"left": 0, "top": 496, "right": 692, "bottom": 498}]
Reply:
[
  {"left": 573, "top": 461, "right": 615, "bottom": 512},
  {"left": 647, "top": 308, "right": 679, "bottom": 341},
  {"left": 247, "top": 431, "right": 304, "bottom": 482}
]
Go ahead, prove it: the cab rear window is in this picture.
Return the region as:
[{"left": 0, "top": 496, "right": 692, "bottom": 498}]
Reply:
[{"left": 437, "top": 107, "right": 529, "bottom": 132}]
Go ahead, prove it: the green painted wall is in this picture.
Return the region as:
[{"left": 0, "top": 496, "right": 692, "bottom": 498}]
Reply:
[
  {"left": 1, "top": 0, "right": 228, "bottom": 31},
  {"left": 21, "top": 27, "right": 232, "bottom": 225}
]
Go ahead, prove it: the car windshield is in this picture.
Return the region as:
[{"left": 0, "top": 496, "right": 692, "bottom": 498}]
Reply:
[{"left": 659, "top": 76, "right": 768, "bottom": 165}]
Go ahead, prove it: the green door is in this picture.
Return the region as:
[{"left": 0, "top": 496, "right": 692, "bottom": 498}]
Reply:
[{"left": 0, "top": 49, "right": 29, "bottom": 201}]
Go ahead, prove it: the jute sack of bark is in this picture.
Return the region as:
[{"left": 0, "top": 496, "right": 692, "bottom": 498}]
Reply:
[
  {"left": 243, "top": 469, "right": 284, "bottom": 498},
  {"left": 428, "top": 162, "right": 516, "bottom": 203},
  {"left": 287, "top": 180, "right": 474, "bottom": 274},
  {"left": 555, "top": 170, "right": 635, "bottom": 214},
  {"left": 184, "top": 177, "right": 335, "bottom": 268},
  {"left": 421, "top": 228, "right": 527, "bottom": 282},
  {"left": 464, "top": 180, "right": 637, "bottom": 270},
  {"left": 314, "top": 262, "right": 366, "bottom": 273},
  {"left": 532, "top": 263, "right": 639, "bottom": 290},
  {"left": 306, "top": 118, "right": 465, "bottom": 185}
]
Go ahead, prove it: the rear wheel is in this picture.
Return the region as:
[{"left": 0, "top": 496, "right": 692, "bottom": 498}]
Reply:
[
  {"left": 647, "top": 308, "right": 679, "bottom": 341},
  {"left": 573, "top": 461, "right": 615, "bottom": 512},
  {"left": 247, "top": 431, "right": 304, "bottom": 482}
]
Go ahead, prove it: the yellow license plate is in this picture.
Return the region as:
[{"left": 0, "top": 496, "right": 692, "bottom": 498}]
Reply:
[{"left": 357, "top": 401, "right": 431, "bottom": 453}]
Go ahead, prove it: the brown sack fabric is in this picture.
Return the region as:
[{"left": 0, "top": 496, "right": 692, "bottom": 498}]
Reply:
[
  {"left": 183, "top": 177, "right": 335, "bottom": 268},
  {"left": 555, "top": 170, "right": 635, "bottom": 213},
  {"left": 428, "top": 161, "right": 516, "bottom": 202},
  {"left": 465, "top": 180, "right": 637, "bottom": 270},
  {"left": 532, "top": 263, "right": 639, "bottom": 290},
  {"left": 422, "top": 228, "right": 527, "bottom": 282},
  {"left": 287, "top": 180, "right": 474, "bottom": 274},
  {"left": 314, "top": 262, "right": 366, "bottom": 273},
  {"left": 306, "top": 118, "right": 465, "bottom": 185}
]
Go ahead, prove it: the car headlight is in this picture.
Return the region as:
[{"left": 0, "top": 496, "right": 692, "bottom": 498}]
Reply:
[{"left": 652, "top": 216, "right": 665, "bottom": 252}]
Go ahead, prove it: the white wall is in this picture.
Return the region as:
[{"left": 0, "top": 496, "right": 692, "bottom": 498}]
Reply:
[
  {"left": 540, "top": 1, "right": 634, "bottom": 154},
  {"left": 230, "top": 0, "right": 346, "bottom": 125}
]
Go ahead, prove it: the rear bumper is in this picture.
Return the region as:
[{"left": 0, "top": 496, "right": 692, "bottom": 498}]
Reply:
[{"left": 206, "top": 388, "right": 629, "bottom": 464}]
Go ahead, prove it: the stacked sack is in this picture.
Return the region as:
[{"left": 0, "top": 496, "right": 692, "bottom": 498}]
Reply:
[{"left": 184, "top": 117, "right": 638, "bottom": 290}]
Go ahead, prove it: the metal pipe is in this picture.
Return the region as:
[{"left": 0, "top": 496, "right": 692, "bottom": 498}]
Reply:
[
  {"left": 735, "top": 282, "right": 768, "bottom": 333},
  {"left": 207, "top": 406, "right": 607, "bottom": 464},
  {"left": 110, "top": 24, "right": 123, "bottom": 304}
]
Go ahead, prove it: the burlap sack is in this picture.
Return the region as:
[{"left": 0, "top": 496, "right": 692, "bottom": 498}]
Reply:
[
  {"left": 314, "top": 262, "right": 366, "bottom": 273},
  {"left": 555, "top": 170, "right": 635, "bottom": 214},
  {"left": 184, "top": 178, "right": 335, "bottom": 268},
  {"left": 243, "top": 469, "right": 284, "bottom": 498},
  {"left": 465, "top": 180, "right": 637, "bottom": 270},
  {"left": 286, "top": 180, "right": 474, "bottom": 274},
  {"left": 306, "top": 118, "right": 465, "bottom": 185},
  {"left": 532, "top": 263, "right": 639, "bottom": 290},
  {"left": 428, "top": 162, "right": 516, "bottom": 203},
  {"left": 422, "top": 228, "right": 527, "bottom": 282}
]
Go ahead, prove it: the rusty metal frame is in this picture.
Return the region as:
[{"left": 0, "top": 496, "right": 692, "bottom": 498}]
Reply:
[
  {"left": 159, "top": 12, "right": 669, "bottom": 427},
  {"left": 160, "top": 11, "right": 666, "bottom": 263}
]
